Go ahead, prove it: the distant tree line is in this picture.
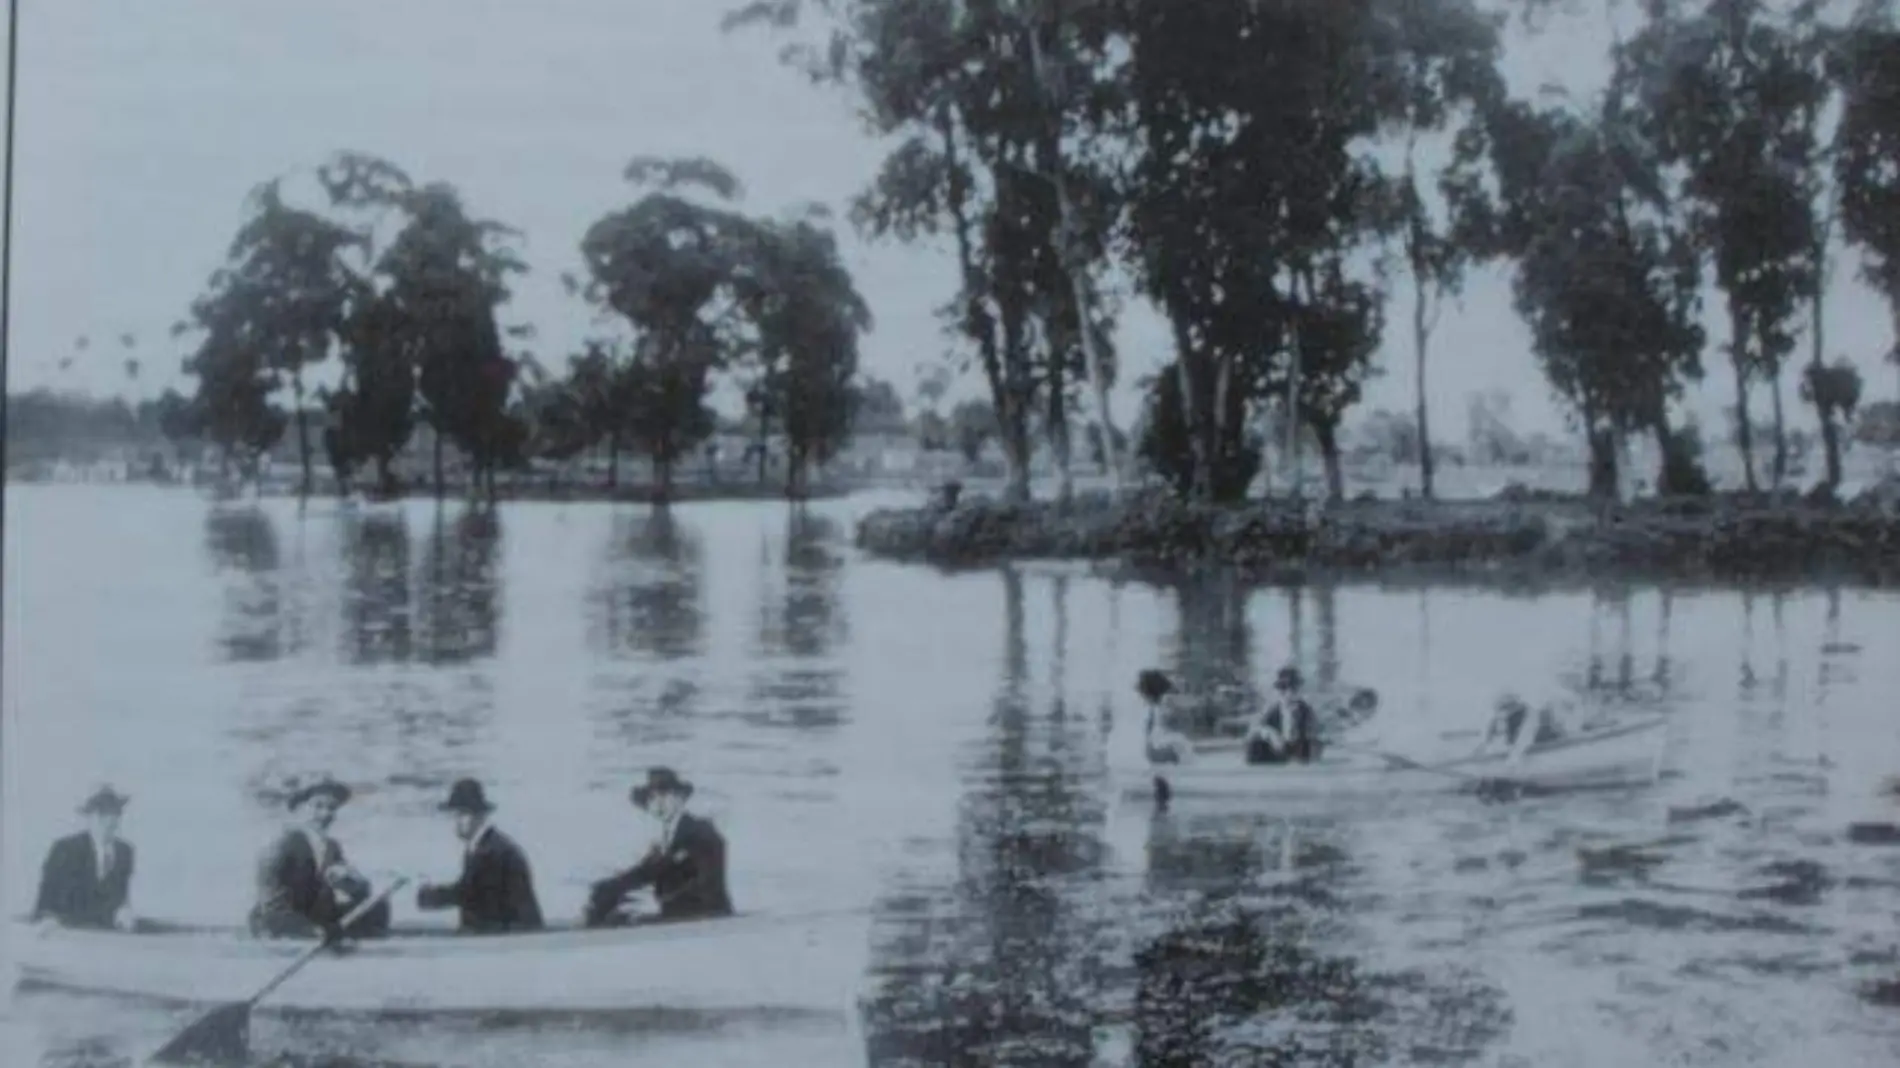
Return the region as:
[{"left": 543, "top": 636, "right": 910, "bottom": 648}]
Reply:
[
  {"left": 725, "top": 0, "right": 1900, "bottom": 502},
  {"left": 160, "top": 152, "right": 870, "bottom": 503}
]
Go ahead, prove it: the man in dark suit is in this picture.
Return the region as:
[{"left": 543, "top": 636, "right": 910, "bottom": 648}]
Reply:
[
  {"left": 417, "top": 779, "right": 544, "bottom": 933},
  {"left": 33, "top": 785, "right": 137, "bottom": 930},
  {"left": 585, "top": 767, "right": 734, "bottom": 927},
  {"left": 1246, "top": 667, "right": 1323, "bottom": 765},
  {"left": 250, "top": 775, "right": 392, "bottom": 940}
]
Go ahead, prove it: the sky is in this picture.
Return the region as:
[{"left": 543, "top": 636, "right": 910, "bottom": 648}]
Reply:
[{"left": 2, "top": 0, "right": 1896, "bottom": 442}]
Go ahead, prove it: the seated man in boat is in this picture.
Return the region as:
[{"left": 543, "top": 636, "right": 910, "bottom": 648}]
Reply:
[
  {"left": 584, "top": 768, "right": 734, "bottom": 927},
  {"left": 1478, "top": 693, "right": 1567, "bottom": 760},
  {"left": 417, "top": 778, "right": 545, "bottom": 933},
  {"left": 1246, "top": 667, "right": 1322, "bottom": 766},
  {"left": 33, "top": 784, "right": 137, "bottom": 931},
  {"left": 250, "top": 775, "right": 392, "bottom": 941}
]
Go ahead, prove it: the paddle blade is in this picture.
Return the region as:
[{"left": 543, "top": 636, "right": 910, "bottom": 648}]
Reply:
[{"left": 148, "top": 1002, "right": 250, "bottom": 1066}]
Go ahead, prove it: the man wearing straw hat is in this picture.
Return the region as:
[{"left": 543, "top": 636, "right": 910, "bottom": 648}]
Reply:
[
  {"left": 32, "top": 784, "right": 137, "bottom": 931},
  {"left": 416, "top": 778, "right": 544, "bottom": 933},
  {"left": 250, "top": 774, "right": 392, "bottom": 940}
]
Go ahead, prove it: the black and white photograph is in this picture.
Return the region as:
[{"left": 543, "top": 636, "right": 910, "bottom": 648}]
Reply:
[{"left": 3, "top": 1, "right": 1900, "bottom": 1065}]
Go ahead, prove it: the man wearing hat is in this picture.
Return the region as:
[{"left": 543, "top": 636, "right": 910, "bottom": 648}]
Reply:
[
  {"left": 584, "top": 768, "right": 733, "bottom": 927},
  {"left": 1246, "top": 666, "right": 1323, "bottom": 765},
  {"left": 417, "top": 778, "right": 544, "bottom": 933},
  {"left": 32, "top": 785, "right": 137, "bottom": 930},
  {"left": 250, "top": 775, "right": 391, "bottom": 940}
]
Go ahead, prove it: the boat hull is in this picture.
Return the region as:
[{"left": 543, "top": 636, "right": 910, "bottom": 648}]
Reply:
[
  {"left": 1117, "top": 718, "right": 1668, "bottom": 804},
  {"left": 6, "top": 911, "right": 871, "bottom": 1017}
]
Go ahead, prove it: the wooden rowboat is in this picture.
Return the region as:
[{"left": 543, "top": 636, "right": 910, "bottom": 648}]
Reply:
[
  {"left": 1117, "top": 717, "right": 1669, "bottom": 804},
  {"left": 6, "top": 909, "right": 871, "bottom": 1018}
]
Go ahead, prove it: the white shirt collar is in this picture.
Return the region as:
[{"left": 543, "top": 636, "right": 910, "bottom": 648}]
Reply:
[{"left": 464, "top": 820, "right": 493, "bottom": 855}]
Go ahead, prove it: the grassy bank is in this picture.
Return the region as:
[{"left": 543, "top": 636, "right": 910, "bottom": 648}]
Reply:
[{"left": 854, "top": 488, "right": 1900, "bottom": 585}]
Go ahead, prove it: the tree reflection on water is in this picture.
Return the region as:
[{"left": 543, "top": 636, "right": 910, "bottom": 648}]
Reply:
[{"left": 203, "top": 505, "right": 308, "bottom": 663}]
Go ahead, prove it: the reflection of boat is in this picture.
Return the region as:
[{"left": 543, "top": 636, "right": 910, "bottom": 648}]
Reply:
[
  {"left": 7, "top": 911, "right": 869, "bottom": 1016},
  {"left": 1116, "top": 717, "right": 1668, "bottom": 804}
]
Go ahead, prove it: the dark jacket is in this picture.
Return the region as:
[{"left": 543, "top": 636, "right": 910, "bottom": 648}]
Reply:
[
  {"left": 33, "top": 833, "right": 133, "bottom": 929},
  {"left": 417, "top": 826, "right": 544, "bottom": 933},
  {"left": 249, "top": 828, "right": 390, "bottom": 940},
  {"left": 586, "top": 812, "right": 734, "bottom": 924},
  {"left": 1247, "top": 698, "right": 1322, "bottom": 765}
]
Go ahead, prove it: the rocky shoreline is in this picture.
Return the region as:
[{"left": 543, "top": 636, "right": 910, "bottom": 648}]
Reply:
[{"left": 853, "top": 488, "right": 1900, "bottom": 586}]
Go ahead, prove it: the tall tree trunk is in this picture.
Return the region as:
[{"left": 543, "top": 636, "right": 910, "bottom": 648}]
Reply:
[
  {"left": 1024, "top": 26, "right": 1123, "bottom": 494},
  {"left": 292, "top": 371, "right": 313, "bottom": 498},
  {"left": 607, "top": 429, "right": 621, "bottom": 490},
  {"left": 1729, "top": 302, "right": 1759, "bottom": 492},
  {"left": 1412, "top": 266, "right": 1436, "bottom": 500},
  {"left": 1770, "top": 372, "right": 1788, "bottom": 490},
  {"left": 1587, "top": 427, "right": 1619, "bottom": 500},
  {"left": 432, "top": 428, "right": 444, "bottom": 500},
  {"left": 1169, "top": 320, "right": 1212, "bottom": 501},
  {"left": 1286, "top": 268, "right": 1308, "bottom": 499},
  {"left": 655, "top": 458, "right": 673, "bottom": 505},
  {"left": 937, "top": 108, "right": 1029, "bottom": 504},
  {"left": 1312, "top": 418, "right": 1345, "bottom": 502},
  {"left": 1810, "top": 224, "right": 1844, "bottom": 494}
]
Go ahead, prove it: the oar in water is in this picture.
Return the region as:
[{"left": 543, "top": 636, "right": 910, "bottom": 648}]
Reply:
[
  {"left": 147, "top": 877, "right": 409, "bottom": 1067},
  {"left": 1329, "top": 741, "right": 1545, "bottom": 803}
]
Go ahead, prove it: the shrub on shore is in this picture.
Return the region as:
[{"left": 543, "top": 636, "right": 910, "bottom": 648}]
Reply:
[{"left": 854, "top": 484, "right": 1900, "bottom": 584}]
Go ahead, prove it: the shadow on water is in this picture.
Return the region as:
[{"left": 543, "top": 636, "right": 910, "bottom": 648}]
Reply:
[
  {"left": 340, "top": 513, "right": 414, "bottom": 666},
  {"left": 204, "top": 506, "right": 307, "bottom": 663},
  {"left": 416, "top": 507, "right": 501, "bottom": 665},
  {"left": 745, "top": 508, "right": 849, "bottom": 734},
  {"left": 862, "top": 566, "right": 1111, "bottom": 1067}
]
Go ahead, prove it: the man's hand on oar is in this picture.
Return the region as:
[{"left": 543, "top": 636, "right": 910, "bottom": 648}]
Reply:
[{"left": 147, "top": 876, "right": 409, "bottom": 1067}]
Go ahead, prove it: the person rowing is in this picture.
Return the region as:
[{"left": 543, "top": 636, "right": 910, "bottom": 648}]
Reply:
[
  {"left": 1246, "top": 667, "right": 1323, "bottom": 765},
  {"left": 1477, "top": 692, "right": 1568, "bottom": 762}
]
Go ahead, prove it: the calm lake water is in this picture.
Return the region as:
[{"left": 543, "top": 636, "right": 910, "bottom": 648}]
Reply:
[{"left": 3, "top": 484, "right": 1899, "bottom": 1067}]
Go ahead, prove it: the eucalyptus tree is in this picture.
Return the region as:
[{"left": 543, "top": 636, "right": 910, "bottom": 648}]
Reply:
[
  {"left": 1372, "top": 0, "right": 1509, "bottom": 499},
  {"left": 1475, "top": 90, "right": 1707, "bottom": 498},
  {"left": 181, "top": 180, "right": 365, "bottom": 496},
  {"left": 1834, "top": 0, "right": 1900, "bottom": 397},
  {"left": 374, "top": 182, "right": 529, "bottom": 500},
  {"left": 1621, "top": 0, "right": 1832, "bottom": 490},
  {"left": 726, "top": 0, "right": 1124, "bottom": 502},
  {"left": 735, "top": 213, "right": 873, "bottom": 498},
  {"left": 578, "top": 157, "right": 757, "bottom": 502},
  {"left": 1117, "top": 0, "right": 1432, "bottom": 502}
]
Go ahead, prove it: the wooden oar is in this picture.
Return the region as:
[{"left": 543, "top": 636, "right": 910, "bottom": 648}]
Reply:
[
  {"left": 147, "top": 877, "right": 409, "bottom": 1067},
  {"left": 1329, "top": 741, "right": 1546, "bottom": 802}
]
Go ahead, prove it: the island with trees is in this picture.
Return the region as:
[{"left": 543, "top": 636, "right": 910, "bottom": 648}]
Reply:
[{"left": 710, "top": 0, "right": 1900, "bottom": 584}]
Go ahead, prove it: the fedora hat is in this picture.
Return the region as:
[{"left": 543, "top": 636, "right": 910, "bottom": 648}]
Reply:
[
  {"left": 284, "top": 775, "right": 351, "bottom": 810},
  {"left": 439, "top": 778, "right": 495, "bottom": 815},
  {"left": 78, "top": 784, "right": 130, "bottom": 815},
  {"left": 1274, "top": 666, "right": 1304, "bottom": 690},
  {"left": 630, "top": 767, "right": 693, "bottom": 809}
]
